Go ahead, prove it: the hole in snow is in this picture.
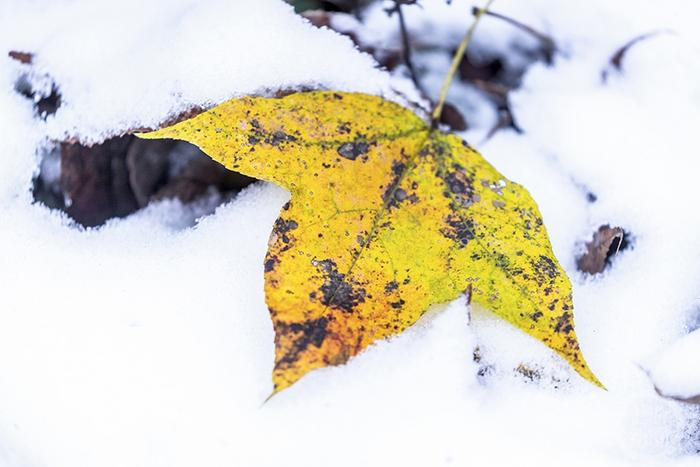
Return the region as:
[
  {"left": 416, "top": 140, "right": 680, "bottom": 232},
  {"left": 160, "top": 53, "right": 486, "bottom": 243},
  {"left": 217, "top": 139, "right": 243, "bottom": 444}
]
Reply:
[
  {"left": 32, "top": 136, "right": 256, "bottom": 228},
  {"left": 12, "top": 65, "right": 62, "bottom": 119},
  {"left": 576, "top": 225, "right": 633, "bottom": 275}
]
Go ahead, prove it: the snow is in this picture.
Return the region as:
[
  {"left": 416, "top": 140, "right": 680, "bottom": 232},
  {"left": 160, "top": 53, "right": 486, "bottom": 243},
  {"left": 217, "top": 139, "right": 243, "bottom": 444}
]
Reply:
[
  {"left": 647, "top": 329, "right": 700, "bottom": 401},
  {"left": 1, "top": 0, "right": 700, "bottom": 466}
]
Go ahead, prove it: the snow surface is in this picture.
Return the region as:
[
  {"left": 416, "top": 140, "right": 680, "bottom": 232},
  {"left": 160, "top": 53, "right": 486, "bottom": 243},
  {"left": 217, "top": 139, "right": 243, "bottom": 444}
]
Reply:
[
  {"left": 1, "top": 0, "right": 700, "bottom": 466},
  {"left": 648, "top": 329, "right": 700, "bottom": 401}
]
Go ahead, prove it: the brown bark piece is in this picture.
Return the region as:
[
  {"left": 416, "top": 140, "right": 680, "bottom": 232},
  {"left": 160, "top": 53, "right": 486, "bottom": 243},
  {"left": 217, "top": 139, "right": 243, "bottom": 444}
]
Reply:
[
  {"left": 577, "top": 225, "right": 626, "bottom": 274},
  {"left": 8, "top": 50, "right": 33, "bottom": 64}
]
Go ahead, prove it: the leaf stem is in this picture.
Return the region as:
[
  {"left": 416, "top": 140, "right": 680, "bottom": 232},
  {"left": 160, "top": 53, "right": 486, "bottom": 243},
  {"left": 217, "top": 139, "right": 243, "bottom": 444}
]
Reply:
[{"left": 430, "top": 0, "right": 494, "bottom": 128}]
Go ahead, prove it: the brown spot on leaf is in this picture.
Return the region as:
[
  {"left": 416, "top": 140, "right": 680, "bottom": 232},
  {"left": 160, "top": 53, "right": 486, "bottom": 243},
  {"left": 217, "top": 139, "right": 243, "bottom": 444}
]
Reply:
[
  {"left": 268, "top": 130, "right": 297, "bottom": 146},
  {"left": 384, "top": 280, "right": 399, "bottom": 294},
  {"left": 337, "top": 140, "right": 370, "bottom": 160},
  {"left": 275, "top": 317, "right": 329, "bottom": 367},
  {"left": 265, "top": 255, "right": 279, "bottom": 273},
  {"left": 439, "top": 163, "right": 477, "bottom": 207},
  {"left": 536, "top": 255, "right": 559, "bottom": 280},
  {"left": 274, "top": 218, "right": 299, "bottom": 234},
  {"left": 441, "top": 214, "right": 475, "bottom": 248},
  {"left": 553, "top": 311, "right": 573, "bottom": 334},
  {"left": 313, "top": 259, "right": 366, "bottom": 313},
  {"left": 382, "top": 161, "right": 410, "bottom": 208}
]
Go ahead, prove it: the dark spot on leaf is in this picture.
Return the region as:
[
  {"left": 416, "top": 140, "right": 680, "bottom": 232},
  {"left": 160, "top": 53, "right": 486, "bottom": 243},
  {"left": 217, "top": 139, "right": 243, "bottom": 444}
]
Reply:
[
  {"left": 275, "top": 317, "right": 329, "bottom": 367},
  {"left": 385, "top": 281, "right": 398, "bottom": 293},
  {"left": 274, "top": 218, "right": 298, "bottom": 234},
  {"left": 394, "top": 188, "right": 407, "bottom": 201},
  {"left": 337, "top": 140, "right": 369, "bottom": 160},
  {"left": 441, "top": 214, "right": 475, "bottom": 248},
  {"left": 382, "top": 161, "right": 416, "bottom": 208},
  {"left": 264, "top": 255, "right": 279, "bottom": 272},
  {"left": 536, "top": 255, "right": 559, "bottom": 279},
  {"left": 493, "top": 252, "right": 510, "bottom": 271},
  {"left": 313, "top": 259, "right": 366, "bottom": 313},
  {"left": 268, "top": 130, "right": 297, "bottom": 146},
  {"left": 439, "top": 163, "right": 477, "bottom": 207},
  {"left": 554, "top": 312, "right": 572, "bottom": 333}
]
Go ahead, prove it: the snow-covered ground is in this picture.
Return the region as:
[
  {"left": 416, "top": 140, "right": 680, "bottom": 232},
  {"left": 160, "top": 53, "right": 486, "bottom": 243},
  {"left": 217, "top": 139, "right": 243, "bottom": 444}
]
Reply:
[{"left": 1, "top": 0, "right": 700, "bottom": 466}]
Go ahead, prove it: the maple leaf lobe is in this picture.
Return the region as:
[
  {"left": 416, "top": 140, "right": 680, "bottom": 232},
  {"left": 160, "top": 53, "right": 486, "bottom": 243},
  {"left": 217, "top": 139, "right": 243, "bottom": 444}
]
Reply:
[{"left": 137, "top": 91, "right": 602, "bottom": 393}]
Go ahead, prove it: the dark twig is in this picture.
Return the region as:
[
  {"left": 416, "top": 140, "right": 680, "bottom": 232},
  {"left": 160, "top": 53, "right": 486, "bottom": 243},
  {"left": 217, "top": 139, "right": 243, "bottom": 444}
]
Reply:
[
  {"left": 471, "top": 79, "right": 510, "bottom": 100},
  {"left": 396, "top": 2, "right": 421, "bottom": 91},
  {"left": 601, "top": 29, "right": 673, "bottom": 83},
  {"left": 385, "top": 1, "right": 422, "bottom": 92},
  {"left": 470, "top": 79, "right": 520, "bottom": 142},
  {"left": 481, "top": 107, "right": 520, "bottom": 144}
]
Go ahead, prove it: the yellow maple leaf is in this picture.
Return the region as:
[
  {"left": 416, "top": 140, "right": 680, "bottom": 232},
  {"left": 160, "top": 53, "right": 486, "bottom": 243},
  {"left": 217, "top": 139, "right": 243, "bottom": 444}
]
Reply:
[{"left": 137, "top": 91, "right": 602, "bottom": 393}]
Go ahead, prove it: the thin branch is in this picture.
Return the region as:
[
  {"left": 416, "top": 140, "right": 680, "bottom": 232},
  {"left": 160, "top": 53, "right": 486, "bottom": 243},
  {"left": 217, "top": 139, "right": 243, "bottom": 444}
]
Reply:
[
  {"left": 431, "top": 0, "right": 494, "bottom": 128},
  {"left": 396, "top": 2, "right": 421, "bottom": 91},
  {"left": 601, "top": 29, "right": 672, "bottom": 82}
]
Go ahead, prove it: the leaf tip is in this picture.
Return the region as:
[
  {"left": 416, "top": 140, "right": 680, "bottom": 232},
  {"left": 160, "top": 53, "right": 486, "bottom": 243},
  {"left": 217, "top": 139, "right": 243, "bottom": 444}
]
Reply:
[
  {"left": 133, "top": 128, "right": 164, "bottom": 140},
  {"left": 569, "top": 353, "right": 605, "bottom": 389}
]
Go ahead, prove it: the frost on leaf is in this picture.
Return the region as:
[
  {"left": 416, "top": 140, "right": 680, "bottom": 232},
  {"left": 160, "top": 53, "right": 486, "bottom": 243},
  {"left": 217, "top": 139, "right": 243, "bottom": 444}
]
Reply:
[{"left": 137, "top": 91, "right": 602, "bottom": 393}]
